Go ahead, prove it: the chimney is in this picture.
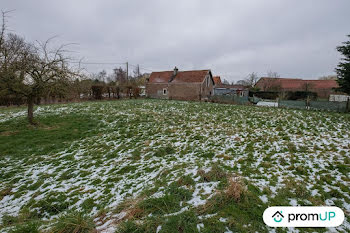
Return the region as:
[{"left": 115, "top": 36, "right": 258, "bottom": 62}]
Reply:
[
  {"left": 173, "top": 66, "right": 178, "bottom": 76},
  {"left": 169, "top": 67, "right": 178, "bottom": 82}
]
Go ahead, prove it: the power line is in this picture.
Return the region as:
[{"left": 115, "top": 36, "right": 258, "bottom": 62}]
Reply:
[
  {"left": 70, "top": 60, "right": 241, "bottom": 76},
  {"left": 70, "top": 61, "right": 125, "bottom": 65},
  {"left": 70, "top": 61, "right": 155, "bottom": 72}
]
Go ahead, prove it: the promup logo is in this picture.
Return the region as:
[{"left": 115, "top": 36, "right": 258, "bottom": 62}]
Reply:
[
  {"left": 263, "top": 207, "right": 344, "bottom": 227},
  {"left": 272, "top": 211, "right": 284, "bottom": 223}
]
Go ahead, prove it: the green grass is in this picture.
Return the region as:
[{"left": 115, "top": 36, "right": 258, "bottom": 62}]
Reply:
[
  {"left": 51, "top": 211, "right": 96, "bottom": 233},
  {"left": 0, "top": 113, "right": 99, "bottom": 158},
  {"left": 0, "top": 99, "right": 349, "bottom": 232},
  {"left": 8, "top": 221, "right": 41, "bottom": 233},
  {"left": 138, "top": 183, "right": 192, "bottom": 216}
]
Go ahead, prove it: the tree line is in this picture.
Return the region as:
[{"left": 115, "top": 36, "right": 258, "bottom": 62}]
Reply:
[{"left": 87, "top": 67, "right": 147, "bottom": 100}]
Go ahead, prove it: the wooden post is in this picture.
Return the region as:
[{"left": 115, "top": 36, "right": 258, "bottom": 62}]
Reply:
[
  {"left": 306, "top": 95, "right": 310, "bottom": 110},
  {"left": 126, "top": 62, "right": 128, "bottom": 81},
  {"left": 346, "top": 97, "right": 350, "bottom": 113}
]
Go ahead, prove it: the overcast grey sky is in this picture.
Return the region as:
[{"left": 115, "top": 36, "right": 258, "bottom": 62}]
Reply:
[{"left": 2, "top": 0, "right": 350, "bottom": 82}]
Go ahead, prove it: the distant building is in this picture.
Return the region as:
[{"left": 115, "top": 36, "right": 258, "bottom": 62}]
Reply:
[
  {"left": 214, "top": 84, "right": 249, "bottom": 97},
  {"left": 212, "top": 76, "right": 249, "bottom": 97},
  {"left": 255, "top": 77, "right": 339, "bottom": 99},
  {"left": 329, "top": 94, "right": 350, "bottom": 102},
  {"left": 146, "top": 67, "right": 214, "bottom": 101}
]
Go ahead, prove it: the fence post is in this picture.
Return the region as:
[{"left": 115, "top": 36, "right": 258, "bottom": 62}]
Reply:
[
  {"left": 306, "top": 96, "right": 310, "bottom": 110},
  {"left": 346, "top": 98, "right": 350, "bottom": 113}
]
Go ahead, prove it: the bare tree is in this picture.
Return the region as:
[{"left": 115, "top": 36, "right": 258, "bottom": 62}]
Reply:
[
  {"left": 133, "top": 64, "right": 140, "bottom": 78},
  {"left": 267, "top": 71, "right": 280, "bottom": 78},
  {"left": 222, "top": 79, "right": 230, "bottom": 85},
  {"left": 78, "top": 78, "right": 93, "bottom": 98},
  {"left": 244, "top": 72, "right": 259, "bottom": 87},
  {"left": 25, "top": 39, "right": 79, "bottom": 124},
  {"left": 318, "top": 75, "right": 337, "bottom": 80},
  {"left": 113, "top": 67, "right": 127, "bottom": 84},
  {"left": 260, "top": 71, "right": 281, "bottom": 91},
  {"left": 236, "top": 80, "right": 249, "bottom": 86},
  {"left": 0, "top": 11, "right": 80, "bottom": 124},
  {"left": 106, "top": 73, "right": 114, "bottom": 83},
  {"left": 97, "top": 70, "right": 107, "bottom": 82}
]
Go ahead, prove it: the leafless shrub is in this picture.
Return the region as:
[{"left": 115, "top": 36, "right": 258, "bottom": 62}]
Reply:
[{"left": 225, "top": 176, "right": 246, "bottom": 202}]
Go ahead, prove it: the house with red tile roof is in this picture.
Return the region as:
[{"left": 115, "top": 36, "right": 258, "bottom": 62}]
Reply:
[
  {"left": 255, "top": 77, "right": 340, "bottom": 99},
  {"left": 146, "top": 67, "right": 214, "bottom": 101}
]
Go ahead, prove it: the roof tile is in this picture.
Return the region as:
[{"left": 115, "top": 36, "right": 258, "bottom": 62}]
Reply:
[
  {"left": 256, "top": 77, "right": 339, "bottom": 90},
  {"left": 149, "top": 70, "right": 210, "bottom": 83}
]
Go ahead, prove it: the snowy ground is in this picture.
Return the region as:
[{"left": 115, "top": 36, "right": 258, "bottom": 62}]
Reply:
[{"left": 0, "top": 99, "right": 349, "bottom": 232}]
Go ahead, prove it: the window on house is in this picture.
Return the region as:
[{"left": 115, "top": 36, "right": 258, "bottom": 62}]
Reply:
[{"left": 163, "top": 88, "right": 167, "bottom": 95}]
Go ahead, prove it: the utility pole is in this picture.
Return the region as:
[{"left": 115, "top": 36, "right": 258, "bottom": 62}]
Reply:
[
  {"left": 126, "top": 61, "right": 128, "bottom": 81},
  {"left": 137, "top": 64, "right": 140, "bottom": 78}
]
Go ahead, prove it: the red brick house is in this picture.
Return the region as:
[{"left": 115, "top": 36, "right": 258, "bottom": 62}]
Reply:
[
  {"left": 146, "top": 67, "right": 214, "bottom": 101},
  {"left": 255, "top": 77, "right": 339, "bottom": 99}
]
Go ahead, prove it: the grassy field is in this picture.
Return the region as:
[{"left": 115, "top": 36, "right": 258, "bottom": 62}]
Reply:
[{"left": 0, "top": 99, "right": 349, "bottom": 233}]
